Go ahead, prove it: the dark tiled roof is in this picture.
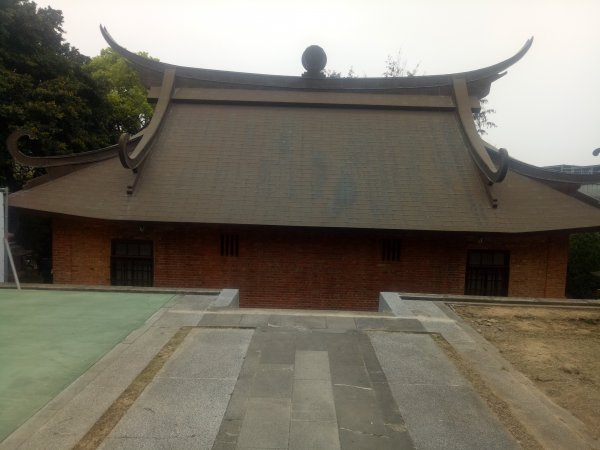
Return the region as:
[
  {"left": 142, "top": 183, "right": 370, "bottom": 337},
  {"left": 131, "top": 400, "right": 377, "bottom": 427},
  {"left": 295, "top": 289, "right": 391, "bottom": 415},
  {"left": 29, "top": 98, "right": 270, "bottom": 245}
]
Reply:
[
  {"left": 10, "top": 102, "right": 600, "bottom": 232},
  {"left": 8, "top": 31, "right": 600, "bottom": 233}
]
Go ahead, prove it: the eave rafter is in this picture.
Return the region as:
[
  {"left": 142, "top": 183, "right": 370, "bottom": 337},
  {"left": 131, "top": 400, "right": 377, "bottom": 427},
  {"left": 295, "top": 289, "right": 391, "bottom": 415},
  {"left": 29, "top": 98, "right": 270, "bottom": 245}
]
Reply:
[
  {"left": 453, "top": 77, "right": 509, "bottom": 208},
  {"left": 118, "top": 68, "right": 176, "bottom": 195}
]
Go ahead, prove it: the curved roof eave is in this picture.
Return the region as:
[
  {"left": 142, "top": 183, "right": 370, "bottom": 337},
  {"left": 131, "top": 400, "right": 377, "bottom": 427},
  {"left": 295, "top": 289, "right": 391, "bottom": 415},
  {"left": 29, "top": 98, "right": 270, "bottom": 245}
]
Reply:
[
  {"left": 6, "top": 129, "right": 143, "bottom": 168},
  {"left": 510, "top": 158, "right": 600, "bottom": 184},
  {"left": 100, "top": 25, "right": 532, "bottom": 96},
  {"left": 485, "top": 143, "right": 600, "bottom": 185}
]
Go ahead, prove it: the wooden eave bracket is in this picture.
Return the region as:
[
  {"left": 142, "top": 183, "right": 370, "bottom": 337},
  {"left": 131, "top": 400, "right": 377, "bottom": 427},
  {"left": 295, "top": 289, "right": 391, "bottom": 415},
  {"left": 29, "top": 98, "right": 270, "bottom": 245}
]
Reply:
[
  {"left": 119, "top": 68, "right": 176, "bottom": 196},
  {"left": 453, "top": 77, "right": 509, "bottom": 208}
]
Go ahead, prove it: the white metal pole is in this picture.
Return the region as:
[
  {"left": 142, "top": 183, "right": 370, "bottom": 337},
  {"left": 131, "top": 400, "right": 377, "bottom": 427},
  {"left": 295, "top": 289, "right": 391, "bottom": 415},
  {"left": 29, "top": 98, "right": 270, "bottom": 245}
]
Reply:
[
  {"left": 0, "top": 189, "right": 4, "bottom": 283},
  {"left": 1, "top": 188, "right": 20, "bottom": 289}
]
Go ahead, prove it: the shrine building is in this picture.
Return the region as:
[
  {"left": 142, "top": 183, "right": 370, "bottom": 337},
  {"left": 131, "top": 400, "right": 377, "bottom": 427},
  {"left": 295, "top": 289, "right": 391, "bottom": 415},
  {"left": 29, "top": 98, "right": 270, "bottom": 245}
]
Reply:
[{"left": 7, "top": 29, "right": 600, "bottom": 309}]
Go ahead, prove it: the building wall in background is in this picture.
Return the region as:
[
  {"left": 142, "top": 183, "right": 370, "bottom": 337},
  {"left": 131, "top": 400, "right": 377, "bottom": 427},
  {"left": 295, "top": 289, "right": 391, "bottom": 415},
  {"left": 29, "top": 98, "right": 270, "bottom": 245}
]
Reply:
[{"left": 52, "top": 217, "right": 568, "bottom": 310}]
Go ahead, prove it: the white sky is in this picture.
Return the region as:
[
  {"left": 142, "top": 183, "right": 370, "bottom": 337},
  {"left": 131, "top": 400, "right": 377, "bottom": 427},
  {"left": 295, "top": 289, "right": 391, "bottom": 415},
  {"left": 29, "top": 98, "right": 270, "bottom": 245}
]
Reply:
[{"left": 41, "top": 0, "right": 600, "bottom": 166}]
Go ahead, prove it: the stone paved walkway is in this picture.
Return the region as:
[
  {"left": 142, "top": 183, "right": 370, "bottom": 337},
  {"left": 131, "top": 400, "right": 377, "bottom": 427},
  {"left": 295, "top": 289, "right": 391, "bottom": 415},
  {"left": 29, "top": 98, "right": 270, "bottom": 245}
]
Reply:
[
  {"left": 2, "top": 292, "right": 596, "bottom": 450},
  {"left": 212, "top": 328, "right": 415, "bottom": 450},
  {"left": 94, "top": 308, "right": 516, "bottom": 450}
]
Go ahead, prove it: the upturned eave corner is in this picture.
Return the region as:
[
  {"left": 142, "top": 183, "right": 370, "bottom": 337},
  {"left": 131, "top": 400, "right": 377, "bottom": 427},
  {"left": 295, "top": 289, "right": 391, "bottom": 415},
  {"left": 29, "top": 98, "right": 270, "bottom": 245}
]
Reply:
[
  {"left": 5, "top": 129, "right": 145, "bottom": 189},
  {"left": 6, "top": 129, "right": 122, "bottom": 169},
  {"left": 100, "top": 25, "right": 167, "bottom": 88},
  {"left": 463, "top": 37, "right": 533, "bottom": 96}
]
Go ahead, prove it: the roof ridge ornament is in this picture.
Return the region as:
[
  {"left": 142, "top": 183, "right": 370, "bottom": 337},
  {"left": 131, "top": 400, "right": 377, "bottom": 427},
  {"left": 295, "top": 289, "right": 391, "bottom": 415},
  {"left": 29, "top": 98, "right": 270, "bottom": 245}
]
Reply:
[{"left": 301, "top": 45, "right": 327, "bottom": 78}]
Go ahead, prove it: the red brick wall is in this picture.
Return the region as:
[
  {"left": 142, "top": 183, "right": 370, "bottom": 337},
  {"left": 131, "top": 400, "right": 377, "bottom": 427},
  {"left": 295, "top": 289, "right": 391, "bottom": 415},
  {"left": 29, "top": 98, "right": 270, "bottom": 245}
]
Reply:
[
  {"left": 52, "top": 217, "right": 568, "bottom": 309},
  {"left": 465, "top": 234, "right": 569, "bottom": 299}
]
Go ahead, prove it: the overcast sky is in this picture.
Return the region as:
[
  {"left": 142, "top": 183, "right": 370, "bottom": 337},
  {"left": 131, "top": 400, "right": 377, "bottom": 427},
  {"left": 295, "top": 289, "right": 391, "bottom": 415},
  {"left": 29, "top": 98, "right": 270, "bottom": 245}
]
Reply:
[{"left": 40, "top": 0, "right": 600, "bottom": 167}]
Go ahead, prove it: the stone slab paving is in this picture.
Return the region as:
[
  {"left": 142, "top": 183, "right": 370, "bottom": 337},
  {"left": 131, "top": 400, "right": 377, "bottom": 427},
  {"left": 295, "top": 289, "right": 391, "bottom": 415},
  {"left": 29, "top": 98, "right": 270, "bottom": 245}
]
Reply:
[
  {"left": 214, "top": 326, "right": 415, "bottom": 450},
  {"left": 100, "top": 329, "right": 253, "bottom": 450},
  {"left": 370, "top": 332, "right": 519, "bottom": 450},
  {"left": 396, "top": 296, "right": 600, "bottom": 449},
  {"left": 2, "top": 292, "right": 564, "bottom": 450}
]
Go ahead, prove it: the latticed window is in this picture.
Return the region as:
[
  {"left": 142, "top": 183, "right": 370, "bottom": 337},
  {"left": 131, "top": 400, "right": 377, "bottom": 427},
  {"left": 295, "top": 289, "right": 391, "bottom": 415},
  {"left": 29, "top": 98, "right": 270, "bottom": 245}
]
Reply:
[
  {"left": 111, "top": 240, "right": 153, "bottom": 287},
  {"left": 220, "top": 233, "right": 239, "bottom": 257},
  {"left": 381, "top": 239, "right": 401, "bottom": 262},
  {"left": 465, "top": 250, "right": 509, "bottom": 296}
]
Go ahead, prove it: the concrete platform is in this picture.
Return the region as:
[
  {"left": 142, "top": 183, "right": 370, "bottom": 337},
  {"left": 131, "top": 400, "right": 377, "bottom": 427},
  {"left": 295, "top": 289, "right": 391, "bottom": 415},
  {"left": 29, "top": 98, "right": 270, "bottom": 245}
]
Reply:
[{"left": 2, "top": 291, "right": 598, "bottom": 450}]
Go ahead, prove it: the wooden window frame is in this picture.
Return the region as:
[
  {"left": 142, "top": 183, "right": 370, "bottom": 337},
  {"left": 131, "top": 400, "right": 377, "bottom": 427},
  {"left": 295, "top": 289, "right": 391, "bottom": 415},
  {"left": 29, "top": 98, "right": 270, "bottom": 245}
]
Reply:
[
  {"left": 110, "top": 240, "right": 154, "bottom": 287},
  {"left": 465, "top": 250, "right": 509, "bottom": 296}
]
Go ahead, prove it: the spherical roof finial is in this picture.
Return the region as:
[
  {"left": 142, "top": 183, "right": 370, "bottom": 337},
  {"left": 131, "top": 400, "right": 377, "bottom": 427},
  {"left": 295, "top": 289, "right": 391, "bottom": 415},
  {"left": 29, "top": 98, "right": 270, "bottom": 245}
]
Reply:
[{"left": 302, "top": 45, "right": 327, "bottom": 78}]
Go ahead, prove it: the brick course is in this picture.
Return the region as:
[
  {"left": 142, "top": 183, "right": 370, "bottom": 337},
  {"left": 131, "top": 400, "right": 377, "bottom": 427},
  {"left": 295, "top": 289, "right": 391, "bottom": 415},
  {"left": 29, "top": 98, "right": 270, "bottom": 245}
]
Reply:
[{"left": 52, "top": 217, "right": 568, "bottom": 310}]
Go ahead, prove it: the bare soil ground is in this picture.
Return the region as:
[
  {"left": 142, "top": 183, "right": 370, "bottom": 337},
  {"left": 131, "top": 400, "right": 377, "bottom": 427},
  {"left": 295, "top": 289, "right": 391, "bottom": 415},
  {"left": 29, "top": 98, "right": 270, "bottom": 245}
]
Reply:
[{"left": 452, "top": 305, "right": 600, "bottom": 440}]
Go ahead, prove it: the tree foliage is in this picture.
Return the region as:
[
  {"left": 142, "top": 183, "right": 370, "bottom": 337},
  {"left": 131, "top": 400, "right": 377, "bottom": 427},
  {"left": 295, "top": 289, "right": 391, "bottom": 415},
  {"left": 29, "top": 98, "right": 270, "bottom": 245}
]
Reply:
[
  {"left": 566, "top": 232, "right": 600, "bottom": 299},
  {"left": 0, "top": 0, "right": 115, "bottom": 190},
  {"left": 382, "top": 51, "right": 496, "bottom": 135},
  {"left": 474, "top": 98, "right": 497, "bottom": 136},
  {"left": 328, "top": 50, "right": 497, "bottom": 135},
  {"left": 382, "top": 51, "right": 420, "bottom": 77},
  {"left": 325, "top": 67, "right": 357, "bottom": 79},
  {"left": 87, "top": 48, "right": 153, "bottom": 135},
  {"left": 0, "top": 0, "right": 152, "bottom": 191}
]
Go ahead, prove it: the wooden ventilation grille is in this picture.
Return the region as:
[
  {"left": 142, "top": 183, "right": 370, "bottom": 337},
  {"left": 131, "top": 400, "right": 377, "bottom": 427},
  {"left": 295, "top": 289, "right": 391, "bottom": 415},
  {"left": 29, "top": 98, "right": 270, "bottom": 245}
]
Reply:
[
  {"left": 220, "top": 233, "right": 239, "bottom": 257},
  {"left": 382, "top": 239, "right": 401, "bottom": 262}
]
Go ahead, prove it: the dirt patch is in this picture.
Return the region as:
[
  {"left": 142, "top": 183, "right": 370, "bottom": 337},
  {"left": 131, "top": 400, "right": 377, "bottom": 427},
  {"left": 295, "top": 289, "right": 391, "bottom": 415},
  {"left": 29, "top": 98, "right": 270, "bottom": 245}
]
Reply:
[{"left": 452, "top": 305, "right": 600, "bottom": 440}]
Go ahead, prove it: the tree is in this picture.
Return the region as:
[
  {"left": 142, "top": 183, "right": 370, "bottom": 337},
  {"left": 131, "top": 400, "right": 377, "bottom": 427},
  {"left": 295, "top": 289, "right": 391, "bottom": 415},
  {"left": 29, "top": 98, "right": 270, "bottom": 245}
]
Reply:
[
  {"left": 383, "top": 51, "right": 496, "bottom": 135},
  {"left": 383, "top": 51, "right": 420, "bottom": 77},
  {"left": 325, "top": 67, "right": 356, "bottom": 79},
  {"left": 474, "top": 98, "right": 497, "bottom": 136},
  {"left": 566, "top": 232, "right": 600, "bottom": 299},
  {"left": 0, "top": 1, "right": 153, "bottom": 191},
  {"left": 86, "top": 48, "right": 153, "bottom": 136},
  {"left": 0, "top": 0, "right": 114, "bottom": 190}
]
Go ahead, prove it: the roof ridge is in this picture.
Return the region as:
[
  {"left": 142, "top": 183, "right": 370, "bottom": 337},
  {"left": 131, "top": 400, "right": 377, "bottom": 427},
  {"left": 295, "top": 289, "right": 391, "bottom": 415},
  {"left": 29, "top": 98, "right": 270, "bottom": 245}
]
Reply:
[{"left": 100, "top": 25, "right": 532, "bottom": 99}]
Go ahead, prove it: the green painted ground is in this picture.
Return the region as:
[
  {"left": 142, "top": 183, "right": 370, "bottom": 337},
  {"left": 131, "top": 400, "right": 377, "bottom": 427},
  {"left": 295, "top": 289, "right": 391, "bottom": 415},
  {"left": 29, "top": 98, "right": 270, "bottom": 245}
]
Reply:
[{"left": 0, "top": 289, "right": 173, "bottom": 442}]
